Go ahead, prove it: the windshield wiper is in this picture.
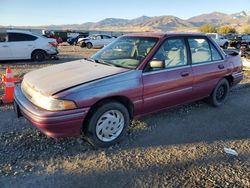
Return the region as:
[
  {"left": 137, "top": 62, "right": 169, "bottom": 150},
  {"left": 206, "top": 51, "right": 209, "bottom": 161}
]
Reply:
[
  {"left": 83, "top": 57, "right": 95, "bottom": 62},
  {"left": 109, "top": 63, "right": 124, "bottom": 68},
  {"left": 88, "top": 58, "right": 132, "bottom": 69},
  {"left": 94, "top": 59, "right": 114, "bottom": 67}
]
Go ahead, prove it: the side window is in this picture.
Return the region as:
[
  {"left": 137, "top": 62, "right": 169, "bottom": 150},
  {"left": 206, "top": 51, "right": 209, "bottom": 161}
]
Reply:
[
  {"left": 8, "top": 33, "right": 37, "bottom": 42},
  {"left": 210, "top": 44, "right": 223, "bottom": 61},
  {"left": 0, "top": 33, "right": 7, "bottom": 42},
  {"left": 103, "top": 35, "right": 111, "bottom": 39},
  {"left": 242, "top": 36, "right": 246, "bottom": 40},
  {"left": 188, "top": 38, "right": 212, "bottom": 64},
  {"left": 152, "top": 38, "right": 187, "bottom": 69},
  {"left": 96, "top": 35, "right": 102, "bottom": 40}
]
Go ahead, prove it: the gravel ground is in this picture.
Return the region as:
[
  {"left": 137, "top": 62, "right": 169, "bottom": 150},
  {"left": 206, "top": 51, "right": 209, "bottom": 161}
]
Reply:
[{"left": 0, "top": 45, "right": 250, "bottom": 187}]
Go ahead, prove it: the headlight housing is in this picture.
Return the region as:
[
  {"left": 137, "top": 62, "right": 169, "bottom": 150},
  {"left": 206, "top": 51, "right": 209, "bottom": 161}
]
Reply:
[{"left": 21, "top": 81, "right": 77, "bottom": 111}]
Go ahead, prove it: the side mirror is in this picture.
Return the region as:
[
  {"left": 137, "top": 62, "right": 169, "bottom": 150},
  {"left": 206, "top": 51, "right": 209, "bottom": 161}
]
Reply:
[{"left": 149, "top": 60, "right": 164, "bottom": 69}]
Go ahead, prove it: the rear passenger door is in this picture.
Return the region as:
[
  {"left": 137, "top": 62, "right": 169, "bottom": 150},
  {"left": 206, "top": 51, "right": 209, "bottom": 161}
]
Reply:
[
  {"left": 142, "top": 38, "right": 194, "bottom": 114},
  {"left": 8, "top": 33, "right": 37, "bottom": 59},
  {"left": 188, "top": 37, "right": 229, "bottom": 100}
]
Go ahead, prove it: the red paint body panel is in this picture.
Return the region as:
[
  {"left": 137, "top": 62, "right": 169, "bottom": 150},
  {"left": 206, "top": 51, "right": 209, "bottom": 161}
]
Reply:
[
  {"left": 14, "top": 85, "right": 89, "bottom": 137},
  {"left": 142, "top": 66, "right": 194, "bottom": 114},
  {"left": 14, "top": 33, "right": 244, "bottom": 138}
]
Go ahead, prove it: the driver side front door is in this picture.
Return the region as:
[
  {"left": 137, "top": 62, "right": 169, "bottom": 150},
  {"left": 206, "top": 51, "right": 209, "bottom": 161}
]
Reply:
[{"left": 142, "top": 37, "right": 194, "bottom": 114}]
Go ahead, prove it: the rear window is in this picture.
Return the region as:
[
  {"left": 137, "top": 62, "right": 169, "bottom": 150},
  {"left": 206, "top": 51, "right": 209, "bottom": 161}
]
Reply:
[
  {"left": 8, "top": 33, "right": 37, "bottom": 42},
  {"left": 188, "top": 38, "right": 222, "bottom": 64}
]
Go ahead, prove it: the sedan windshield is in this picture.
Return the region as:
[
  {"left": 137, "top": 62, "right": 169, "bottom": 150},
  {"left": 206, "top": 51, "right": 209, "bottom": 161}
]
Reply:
[{"left": 91, "top": 36, "right": 158, "bottom": 69}]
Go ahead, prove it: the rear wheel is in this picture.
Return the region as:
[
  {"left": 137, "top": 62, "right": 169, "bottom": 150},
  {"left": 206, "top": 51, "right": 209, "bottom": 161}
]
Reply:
[
  {"left": 208, "top": 78, "right": 230, "bottom": 107},
  {"left": 84, "top": 101, "right": 130, "bottom": 148},
  {"left": 86, "top": 42, "right": 93, "bottom": 49},
  {"left": 32, "top": 50, "right": 47, "bottom": 61},
  {"left": 80, "top": 42, "right": 86, "bottom": 48}
]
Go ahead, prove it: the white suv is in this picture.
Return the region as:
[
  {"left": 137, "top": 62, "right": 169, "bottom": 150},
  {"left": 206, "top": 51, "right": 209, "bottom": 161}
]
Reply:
[{"left": 0, "top": 30, "right": 58, "bottom": 61}]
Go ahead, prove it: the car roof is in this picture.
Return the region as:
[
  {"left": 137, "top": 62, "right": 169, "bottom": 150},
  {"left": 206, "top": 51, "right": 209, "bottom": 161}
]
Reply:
[
  {"left": 6, "top": 30, "right": 33, "bottom": 34},
  {"left": 124, "top": 32, "right": 206, "bottom": 38},
  {"left": 92, "top": 34, "right": 111, "bottom": 37}
]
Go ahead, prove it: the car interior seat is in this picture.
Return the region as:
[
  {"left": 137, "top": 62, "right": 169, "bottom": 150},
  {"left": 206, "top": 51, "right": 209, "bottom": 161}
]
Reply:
[
  {"left": 164, "top": 40, "right": 186, "bottom": 67},
  {"left": 191, "top": 41, "right": 211, "bottom": 63}
]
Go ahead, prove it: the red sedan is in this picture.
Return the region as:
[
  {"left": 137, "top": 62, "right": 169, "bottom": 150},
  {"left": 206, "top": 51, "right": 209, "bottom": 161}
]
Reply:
[{"left": 14, "top": 33, "right": 243, "bottom": 147}]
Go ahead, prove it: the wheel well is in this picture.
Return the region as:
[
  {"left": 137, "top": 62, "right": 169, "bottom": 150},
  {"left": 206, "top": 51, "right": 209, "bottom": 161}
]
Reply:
[
  {"left": 224, "top": 75, "right": 233, "bottom": 87},
  {"left": 82, "top": 96, "right": 134, "bottom": 133},
  {"left": 31, "top": 49, "right": 47, "bottom": 58}
]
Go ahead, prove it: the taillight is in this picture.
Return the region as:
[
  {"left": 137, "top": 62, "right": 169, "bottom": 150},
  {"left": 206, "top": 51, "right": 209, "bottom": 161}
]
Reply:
[{"left": 49, "top": 42, "right": 58, "bottom": 47}]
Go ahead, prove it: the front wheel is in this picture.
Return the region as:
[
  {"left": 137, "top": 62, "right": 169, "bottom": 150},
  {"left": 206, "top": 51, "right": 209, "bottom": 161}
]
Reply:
[
  {"left": 208, "top": 78, "right": 230, "bottom": 107},
  {"left": 84, "top": 101, "right": 130, "bottom": 148},
  {"left": 80, "top": 42, "right": 86, "bottom": 48},
  {"left": 86, "top": 42, "right": 93, "bottom": 49}
]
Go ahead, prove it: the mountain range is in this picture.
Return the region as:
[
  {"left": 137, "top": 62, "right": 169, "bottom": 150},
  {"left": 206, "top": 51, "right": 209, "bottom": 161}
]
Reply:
[{"left": 2, "top": 11, "right": 250, "bottom": 32}]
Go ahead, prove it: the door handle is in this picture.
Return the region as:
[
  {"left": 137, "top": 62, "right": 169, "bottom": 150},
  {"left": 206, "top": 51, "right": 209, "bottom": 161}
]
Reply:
[
  {"left": 218, "top": 64, "right": 225, "bottom": 69},
  {"left": 27, "top": 45, "right": 33, "bottom": 47},
  {"left": 2, "top": 45, "right": 8, "bottom": 48},
  {"left": 181, "top": 71, "right": 189, "bottom": 77}
]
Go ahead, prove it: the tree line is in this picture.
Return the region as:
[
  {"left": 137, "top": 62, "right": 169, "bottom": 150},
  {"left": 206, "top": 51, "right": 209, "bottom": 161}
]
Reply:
[{"left": 199, "top": 24, "right": 250, "bottom": 34}]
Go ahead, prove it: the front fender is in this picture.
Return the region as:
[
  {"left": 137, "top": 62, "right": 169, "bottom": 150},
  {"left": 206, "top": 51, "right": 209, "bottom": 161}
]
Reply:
[{"left": 54, "top": 70, "right": 143, "bottom": 112}]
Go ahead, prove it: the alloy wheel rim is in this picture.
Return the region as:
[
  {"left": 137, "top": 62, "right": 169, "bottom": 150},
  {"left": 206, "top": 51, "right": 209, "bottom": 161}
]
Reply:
[
  {"left": 216, "top": 85, "right": 226, "bottom": 102},
  {"left": 36, "top": 53, "right": 43, "bottom": 60},
  {"left": 96, "top": 110, "right": 125, "bottom": 142}
]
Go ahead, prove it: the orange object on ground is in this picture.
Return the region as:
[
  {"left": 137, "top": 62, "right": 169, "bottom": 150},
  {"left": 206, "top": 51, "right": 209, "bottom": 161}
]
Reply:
[{"left": 1, "top": 67, "right": 21, "bottom": 104}]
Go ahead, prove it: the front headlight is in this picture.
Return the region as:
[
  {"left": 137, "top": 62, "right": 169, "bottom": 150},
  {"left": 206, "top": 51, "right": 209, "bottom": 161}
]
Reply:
[
  {"left": 32, "top": 93, "right": 77, "bottom": 111},
  {"left": 21, "top": 81, "right": 77, "bottom": 111}
]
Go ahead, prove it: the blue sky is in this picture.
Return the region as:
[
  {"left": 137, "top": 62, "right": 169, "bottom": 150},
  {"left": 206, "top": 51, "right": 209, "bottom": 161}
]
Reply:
[{"left": 0, "top": 0, "right": 250, "bottom": 26}]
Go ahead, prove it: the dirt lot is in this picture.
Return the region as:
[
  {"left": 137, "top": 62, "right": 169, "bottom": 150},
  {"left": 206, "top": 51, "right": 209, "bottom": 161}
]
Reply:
[{"left": 1, "top": 45, "right": 250, "bottom": 187}]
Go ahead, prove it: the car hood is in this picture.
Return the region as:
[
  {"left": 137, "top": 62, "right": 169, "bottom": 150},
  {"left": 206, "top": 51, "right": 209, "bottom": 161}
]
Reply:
[{"left": 23, "top": 59, "right": 129, "bottom": 96}]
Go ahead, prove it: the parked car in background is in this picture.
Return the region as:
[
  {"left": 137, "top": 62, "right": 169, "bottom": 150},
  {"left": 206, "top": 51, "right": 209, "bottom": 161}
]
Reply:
[
  {"left": 79, "top": 34, "right": 116, "bottom": 48},
  {"left": 0, "top": 30, "right": 58, "bottom": 61},
  {"left": 42, "top": 30, "right": 63, "bottom": 44},
  {"left": 206, "top": 33, "right": 229, "bottom": 49},
  {"left": 44, "top": 35, "right": 62, "bottom": 44},
  {"left": 67, "top": 37, "right": 78, "bottom": 45},
  {"left": 49, "top": 35, "right": 62, "bottom": 44},
  {"left": 228, "top": 35, "right": 243, "bottom": 49},
  {"left": 67, "top": 34, "right": 89, "bottom": 45},
  {"left": 228, "top": 34, "right": 250, "bottom": 49},
  {"left": 14, "top": 33, "right": 243, "bottom": 147}
]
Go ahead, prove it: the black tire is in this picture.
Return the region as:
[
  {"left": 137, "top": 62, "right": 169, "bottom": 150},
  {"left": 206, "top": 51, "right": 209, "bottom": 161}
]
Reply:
[
  {"left": 86, "top": 42, "right": 93, "bottom": 49},
  {"left": 32, "top": 50, "right": 47, "bottom": 61},
  {"left": 80, "top": 42, "right": 86, "bottom": 48},
  {"left": 236, "top": 43, "right": 241, "bottom": 49},
  {"left": 223, "top": 42, "right": 229, "bottom": 49},
  {"left": 208, "top": 78, "right": 230, "bottom": 107},
  {"left": 84, "top": 101, "right": 130, "bottom": 148}
]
